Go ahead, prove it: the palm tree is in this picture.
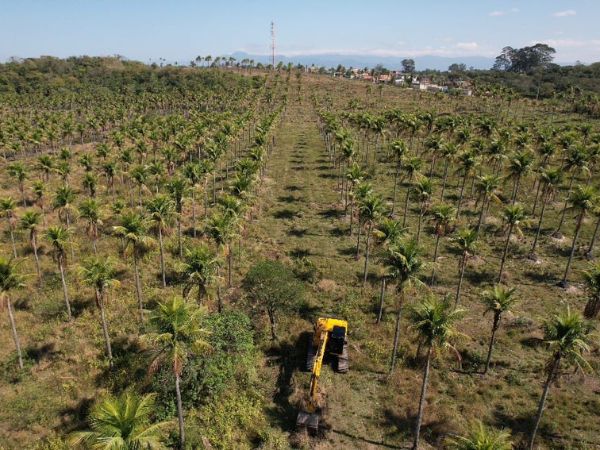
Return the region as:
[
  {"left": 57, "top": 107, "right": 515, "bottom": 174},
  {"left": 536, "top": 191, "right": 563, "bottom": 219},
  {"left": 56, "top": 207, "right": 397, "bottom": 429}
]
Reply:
[
  {"left": 53, "top": 185, "right": 77, "bottom": 228},
  {"left": 409, "top": 295, "right": 463, "bottom": 450},
  {"left": 446, "top": 421, "right": 512, "bottom": 450},
  {"left": 438, "top": 142, "right": 457, "bottom": 200},
  {"left": 180, "top": 245, "right": 221, "bottom": 304},
  {"left": 554, "top": 146, "right": 590, "bottom": 237},
  {"left": 20, "top": 210, "right": 42, "bottom": 286},
  {"left": 373, "top": 218, "right": 406, "bottom": 323},
  {"left": 413, "top": 177, "right": 433, "bottom": 244},
  {"left": 131, "top": 165, "right": 149, "bottom": 207},
  {"left": 0, "top": 197, "right": 18, "bottom": 258},
  {"left": 206, "top": 212, "right": 238, "bottom": 289},
  {"left": 182, "top": 162, "right": 203, "bottom": 238},
  {"left": 7, "top": 162, "right": 27, "bottom": 206},
  {"left": 389, "top": 139, "right": 407, "bottom": 214},
  {"left": 559, "top": 185, "right": 596, "bottom": 288},
  {"left": 345, "top": 162, "right": 364, "bottom": 235},
  {"left": 146, "top": 195, "right": 175, "bottom": 288},
  {"left": 79, "top": 257, "right": 120, "bottom": 365},
  {"left": 37, "top": 155, "right": 54, "bottom": 182},
  {"left": 429, "top": 203, "right": 456, "bottom": 284},
  {"left": 0, "top": 257, "right": 25, "bottom": 369},
  {"left": 481, "top": 285, "right": 518, "bottom": 374},
  {"left": 358, "top": 193, "right": 385, "bottom": 286},
  {"left": 70, "top": 391, "right": 170, "bottom": 449},
  {"left": 402, "top": 157, "right": 423, "bottom": 227},
  {"left": 474, "top": 174, "right": 501, "bottom": 233},
  {"left": 506, "top": 150, "right": 533, "bottom": 204},
  {"left": 498, "top": 204, "right": 527, "bottom": 283},
  {"left": 452, "top": 228, "right": 478, "bottom": 307},
  {"left": 142, "top": 296, "right": 210, "bottom": 449},
  {"left": 113, "top": 213, "right": 155, "bottom": 321},
  {"left": 45, "top": 226, "right": 73, "bottom": 320},
  {"left": 583, "top": 263, "right": 600, "bottom": 318},
  {"left": 78, "top": 198, "right": 102, "bottom": 254},
  {"left": 167, "top": 177, "right": 187, "bottom": 257},
  {"left": 528, "top": 308, "right": 592, "bottom": 450},
  {"left": 384, "top": 239, "right": 424, "bottom": 374},
  {"left": 32, "top": 180, "right": 47, "bottom": 225},
  {"left": 455, "top": 150, "right": 477, "bottom": 218},
  {"left": 529, "top": 168, "right": 562, "bottom": 259}
]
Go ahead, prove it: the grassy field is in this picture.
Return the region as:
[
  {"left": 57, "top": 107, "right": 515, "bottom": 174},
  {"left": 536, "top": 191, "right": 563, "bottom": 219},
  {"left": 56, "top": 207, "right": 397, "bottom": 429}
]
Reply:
[{"left": 1, "top": 69, "right": 599, "bottom": 449}]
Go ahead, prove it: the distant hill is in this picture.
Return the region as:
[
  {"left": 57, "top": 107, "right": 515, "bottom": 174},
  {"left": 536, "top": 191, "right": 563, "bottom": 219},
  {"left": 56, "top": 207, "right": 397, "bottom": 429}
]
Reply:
[{"left": 231, "top": 51, "right": 494, "bottom": 71}]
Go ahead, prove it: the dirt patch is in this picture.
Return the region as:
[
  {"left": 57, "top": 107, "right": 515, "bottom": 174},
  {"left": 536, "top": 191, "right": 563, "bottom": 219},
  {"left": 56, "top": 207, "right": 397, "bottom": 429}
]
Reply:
[{"left": 317, "top": 279, "right": 338, "bottom": 293}]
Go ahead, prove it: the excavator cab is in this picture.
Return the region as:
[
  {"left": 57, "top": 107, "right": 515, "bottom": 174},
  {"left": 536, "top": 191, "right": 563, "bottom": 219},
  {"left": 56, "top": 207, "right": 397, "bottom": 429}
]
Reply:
[{"left": 297, "top": 317, "right": 349, "bottom": 434}]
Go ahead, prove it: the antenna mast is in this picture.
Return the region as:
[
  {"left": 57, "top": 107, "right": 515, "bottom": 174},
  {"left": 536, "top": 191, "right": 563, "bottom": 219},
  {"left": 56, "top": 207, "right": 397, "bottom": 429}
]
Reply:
[{"left": 271, "top": 21, "right": 275, "bottom": 69}]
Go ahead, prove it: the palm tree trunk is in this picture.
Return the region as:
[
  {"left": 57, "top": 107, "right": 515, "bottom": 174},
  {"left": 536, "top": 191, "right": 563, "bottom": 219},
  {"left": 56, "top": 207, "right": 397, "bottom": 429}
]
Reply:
[
  {"left": 416, "top": 206, "right": 424, "bottom": 244},
  {"left": 498, "top": 224, "right": 514, "bottom": 283},
  {"left": 413, "top": 347, "right": 432, "bottom": 450},
  {"left": 440, "top": 159, "right": 449, "bottom": 200},
  {"left": 58, "top": 258, "right": 72, "bottom": 320},
  {"left": 455, "top": 253, "right": 467, "bottom": 308},
  {"left": 555, "top": 174, "right": 576, "bottom": 235},
  {"left": 483, "top": 315, "right": 500, "bottom": 374},
  {"left": 476, "top": 197, "right": 487, "bottom": 233},
  {"left": 402, "top": 184, "right": 412, "bottom": 227},
  {"left": 355, "top": 219, "right": 363, "bottom": 259},
  {"left": 158, "top": 228, "right": 166, "bottom": 288},
  {"left": 97, "top": 290, "right": 113, "bottom": 366},
  {"left": 530, "top": 190, "right": 548, "bottom": 257},
  {"left": 190, "top": 189, "right": 197, "bottom": 238},
  {"left": 175, "top": 373, "right": 186, "bottom": 449},
  {"left": 389, "top": 290, "right": 404, "bottom": 374},
  {"left": 511, "top": 176, "right": 521, "bottom": 205},
  {"left": 228, "top": 244, "right": 233, "bottom": 288},
  {"left": 431, "top": 235, "right": 441, "bottom": 284},
  {"left": 528, "top": 355, "right": 560, "bottom": 450},
  {"left": 391, "top": 162, "right": 401, "bottom": 214},
  {"left": 455, "top": 174, "right": 467, "bottom": 219},
  {"left": 560, "top": 212, "right": 584, "bottom": 287},
  {"left": 6, "top": 296, "right": 24, "bottom": 370},
  {"left": 376, "top": 277, "right": 386, "bottom": 324},
  {"left": 532, "top": 178, "right": 543, "bottom": 215},
  {"left": 585, "top": 215, "right": 600, "bottom": 259},
  {"left": 362, "top": 222, "right": 372, "bottom": 286},
  {"left": 177, "top": 218, "right": 183, "bottom": 258},
  {"left": 133, "top": 254, "right": 144, "bottom": 321},
  {"left": 8, "top": 221, "right": 17, "bottom": 258},
  {"left": 31, "top": 234, "right": 42, "bottom": 287}
]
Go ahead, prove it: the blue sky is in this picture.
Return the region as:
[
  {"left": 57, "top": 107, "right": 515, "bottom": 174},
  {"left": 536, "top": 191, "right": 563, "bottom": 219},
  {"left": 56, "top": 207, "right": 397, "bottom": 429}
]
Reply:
[{"left": 1, "top": 0, "right": 598, "bottom": 63}]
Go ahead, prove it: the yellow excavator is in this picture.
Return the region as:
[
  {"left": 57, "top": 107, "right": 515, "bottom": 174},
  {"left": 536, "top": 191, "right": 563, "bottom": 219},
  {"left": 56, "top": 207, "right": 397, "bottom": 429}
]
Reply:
[{"left": 296, "top": 317, "right": 348, "bottom": 434}]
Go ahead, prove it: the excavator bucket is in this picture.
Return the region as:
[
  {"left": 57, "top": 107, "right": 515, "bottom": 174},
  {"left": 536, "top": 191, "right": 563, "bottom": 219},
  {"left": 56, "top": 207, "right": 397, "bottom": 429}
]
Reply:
[{"left": 296, "top": 409, "right": 320, "bottom": 434}]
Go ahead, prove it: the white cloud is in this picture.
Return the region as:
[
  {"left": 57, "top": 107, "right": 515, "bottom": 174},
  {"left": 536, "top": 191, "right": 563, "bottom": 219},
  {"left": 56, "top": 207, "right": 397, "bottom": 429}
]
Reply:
[
  {"left": 456, "top": 42, "right": 479, "bottom": 51},
  {"left": 553, "top": 10, "right": 576, "bottom": 17},
  {"left": 489, "top": 8, "right": 519, "bottom": 17}
]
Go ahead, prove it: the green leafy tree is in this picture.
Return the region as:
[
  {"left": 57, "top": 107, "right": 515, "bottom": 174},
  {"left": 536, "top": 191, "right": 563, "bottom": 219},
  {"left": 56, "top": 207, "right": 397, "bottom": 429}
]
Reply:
[
  {"left": 243, "top": 260, "right": 304, "bottom": 340},
  {"left": 528, "top": 308, "right": 593, "bottom": 450},
  {"left": 142, "top": 297, "right": 209, "bottom": 449},
  {"left": 70, "top": 391, "right": 170, "bottom": 449},
  {"left": 0, "top": 257, "right": 25, "bottom": 369},
  {"left": 481, "top": 285, "right": 518, "bottom": 374}
]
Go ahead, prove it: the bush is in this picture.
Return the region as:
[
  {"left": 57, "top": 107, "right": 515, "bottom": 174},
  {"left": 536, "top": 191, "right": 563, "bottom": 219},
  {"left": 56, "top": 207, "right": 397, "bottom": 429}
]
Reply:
[{"left": 150, "top": 310, "right": 257, "bottom": 420}]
